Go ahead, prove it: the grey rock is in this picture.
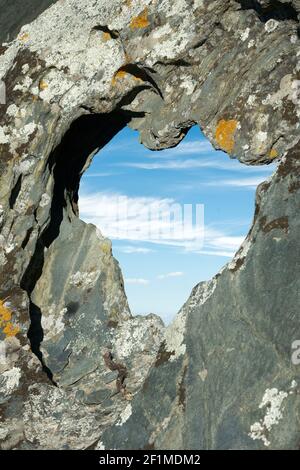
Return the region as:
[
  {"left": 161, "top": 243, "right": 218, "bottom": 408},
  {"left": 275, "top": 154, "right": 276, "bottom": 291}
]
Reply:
[{"left": 0, "top": 0, "right": 299, "bottom": 450}]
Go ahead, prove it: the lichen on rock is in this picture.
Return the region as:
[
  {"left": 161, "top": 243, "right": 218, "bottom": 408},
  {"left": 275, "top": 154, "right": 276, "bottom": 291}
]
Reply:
[{"left": 0, "top": 0, "right": 299, "bottom": 450}]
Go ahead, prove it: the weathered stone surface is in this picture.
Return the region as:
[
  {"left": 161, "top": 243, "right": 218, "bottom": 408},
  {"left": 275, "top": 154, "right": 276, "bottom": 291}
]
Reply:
[{"left": 0, "top": 0, "right": 299, "bottom": 449}]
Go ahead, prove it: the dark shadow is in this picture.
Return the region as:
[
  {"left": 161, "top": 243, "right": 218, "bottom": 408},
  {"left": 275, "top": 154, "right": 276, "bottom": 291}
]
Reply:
[
  {"left": 21, "top": 110, "right": 131, "bottom": 383},
  {"left": 237, "top": 0, "right": 299, "bottom": 22},
  {"left": 27, "top": 300, "right": 57, "bottom": 384},
  {"left": 9, "top": 174, "right": 22, "bottom": 209},
  {"left": 43, "top": 112, "right": 130, "bottom": 247}
]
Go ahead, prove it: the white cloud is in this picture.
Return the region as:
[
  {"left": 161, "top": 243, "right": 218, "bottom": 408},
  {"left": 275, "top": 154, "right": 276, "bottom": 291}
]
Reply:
[
  {"left": 207, "top": 235, "right": 246, "bottom": 250},
  {"left": 198, "top": 250, "right": 235, "bottom": 258},
  {"left": 116, "top": 245, "right": 155, "bottom": 254},
  {"left": 157, "top": 271, "right": 184, "bottom": 279},
  {"left": 205, "top": 176, "right": 269, "bottom": 189},
  {"left": 125, "top": 278, "right": 150, "bottom": 285},
  {"left": 79, "top": 191, "right": 247, "bottom": 257},
  {"left": 101, "top": 138, "right": 213, "bottom": 158},
  {"left": 119, "top": 157, "right": 276, "bottom": 173},
  {"left": 83, "top": 172, "right": 114, "bottom": 177},
  {"left": 120, "top": 158, "right": 226, "bottom": 171},
  {"left": 151, "top": 140, "right": 215, "bottom": 157},
  {"left": 80, "top": 191, "right": 205, "bottom": 247}
]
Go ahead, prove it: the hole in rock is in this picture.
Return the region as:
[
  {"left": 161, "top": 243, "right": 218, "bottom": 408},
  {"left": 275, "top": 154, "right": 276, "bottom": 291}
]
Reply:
[
  {"left": 237, "top": 0, "right": 299, "bottom": 22},
  {"left": 79, "top": 125, "right": 275, "bottom": 325}
]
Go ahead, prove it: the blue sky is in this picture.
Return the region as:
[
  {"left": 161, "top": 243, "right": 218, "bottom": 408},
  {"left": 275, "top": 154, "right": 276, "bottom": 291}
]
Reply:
[{"left": 79, "top": 125, "right": 275, "bottom": 324}]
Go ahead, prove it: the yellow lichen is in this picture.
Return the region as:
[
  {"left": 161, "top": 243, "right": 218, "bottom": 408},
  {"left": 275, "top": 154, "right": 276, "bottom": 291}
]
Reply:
[
  {"left": 112, "top": 68, "right": 143, "bottom": 86},
  {"left": 111, "top": 70, "right": 128, "bottom": 86},
  {"left": 130, "top": 8, "right": 150, "bottom": 29},
  {"left": 3, "top": 322, "right": 20, "bottom": 337},
  {"left": 215, "top": 119, "right": 238, "bottom": 153},
  {"left": 19, "top": 32, "right": 30, "bottom": 42},
  {"left": 102, "top": 32, "right": 112, "bottom": 42},
  {"left": 0, "top": 299, "right": 11, "bottom": 322},
  {"left": 0, "top": 299, "right": 20, "bottom": 338},
  {"left": 126, "top": 0, "right": 132, "bottom": 6},
  {"left": 101, "top": 241, "right": 111, "bottom": 255},
  {"left": 269, "top": 148, "right": 278, "bottom": 159},
  {"left": 39, "top": 80, "right": 48, "bottom": 91}
]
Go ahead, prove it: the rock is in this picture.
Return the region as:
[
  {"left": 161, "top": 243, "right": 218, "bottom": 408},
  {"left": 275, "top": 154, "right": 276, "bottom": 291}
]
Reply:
[{"left": 0, "top": 0, "right": 299, "bottom": 449}]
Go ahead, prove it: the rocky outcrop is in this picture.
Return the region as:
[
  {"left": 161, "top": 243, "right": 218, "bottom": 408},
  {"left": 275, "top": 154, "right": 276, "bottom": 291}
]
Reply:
[{"left": 0, "top": 0, "right": 299, "bottom": 449}]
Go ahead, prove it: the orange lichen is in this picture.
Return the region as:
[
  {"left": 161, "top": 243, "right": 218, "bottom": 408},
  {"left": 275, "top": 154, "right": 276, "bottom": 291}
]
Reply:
[
  {"left": 0, "top": 299, "right": 11, "bottom": 322},
  {"left": 215, "top": 119, "right": 238, "bottom": 153},
  {"left": 269, "top": 148, "right": 278, "bottom": 159},
  {"left": 102, "top": 32, "right": 112, "bottom": 42},
  {"left": 39, "top": 80, "right": 48, "bottom": 91},
  {"left": 3, "top": 323, "right": 20, "bottom": 337},
  {"left": 130, "top": 8, "right": 150, "bottom": 29},
  {"left": 0, "top": 299, "right": 20, "bottom": 338},
  {"left": 112, "top": 68, "right": 143, "bottom": 86},
  {"left": 19, "top": 32, "right": 30, "bottom": 42},
  {"left": 111, "top": 70, "right": 128, "bottom": 85}
]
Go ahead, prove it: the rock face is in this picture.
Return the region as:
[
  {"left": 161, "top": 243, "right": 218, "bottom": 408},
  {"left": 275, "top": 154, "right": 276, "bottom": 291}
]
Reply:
[{"left": 0, "top": 0, "right": 299, "bottom": 450}]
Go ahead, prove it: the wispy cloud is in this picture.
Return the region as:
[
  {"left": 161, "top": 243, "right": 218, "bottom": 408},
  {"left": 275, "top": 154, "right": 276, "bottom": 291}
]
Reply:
[
  {"left": 148, "top": 140, "right": 215, "bottom": 158},
  {"left": 157, "top": 271, "right": 184, "bottom": 279},
  {"left": 83, "top": 172, "right": 115, "bottom": 177},
  {"left": 116, "top": 245, "right": 155, "bottom": 254},
  {"left": 79, "top": 191, "right": 246, "bottom": 257},
  {"left": 118, "top": 157, "right": 276, "bottom": 173},
  {"left": 80, "top": 191, "right": 204, "bottom": 247},
  {"left": 125, "top": 278, "right": 150, "bottom": 285},
  {"left": 205, "top": 176, "right": 270, "bottom": 189}
]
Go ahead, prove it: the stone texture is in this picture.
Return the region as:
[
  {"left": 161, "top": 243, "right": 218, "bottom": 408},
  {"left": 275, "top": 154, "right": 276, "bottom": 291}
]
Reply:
[{"left": 0, "top": 0, "right": 299, "bottom": 449}]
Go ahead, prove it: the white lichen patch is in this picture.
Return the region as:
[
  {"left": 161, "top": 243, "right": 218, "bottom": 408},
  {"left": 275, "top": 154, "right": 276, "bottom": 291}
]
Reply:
[
  {"left": 252, "top": 130, "right": 269, "bottom": 155},
  {"left": 0, "top": 367, "right": 22, "bottom": 396},
  {"left": 290, "top": 380, "right": 297, "bottom": 391},
  {"left": 69, "top": 270, "right": 99, "bottom": 289},
  {"left": 95, "top": 440, "right": 106, "bottom": 450},
  {"left": 240, "top": 27, "right": 250, "bottom": 42},
  {"left": 16, "top": 157, "right": 35, "bottom": 175},
  {"left": 113, "top": 315, "right": 164, "bottom": 360},
  {"left": 179, "top": 76, "right": 197, "bottom": 95},
  {"left": 228, "top": 235, "right": 251, "bottom": 271},
  {"left": 22, "top": 64, "right": 30, "bottom": 74},
  {"left": 116, "top": 403, "right": 132, "bottom": 426},
  {"left": 39, "top": 193, "right": 51, "bottom": 208},
  {"left": 0, "top": 126, "right": 9, "bottom": 144},
  {"left": 6, "top": 104, "right": 19, "bottom": 117},
  {"left": 265, "top": 19, "right": 279, "bottom": 33},
  {"left": 262, "top": 74, "right": 300, "bottom": 113},
  {"left": 193, "top": 278, "right": 216, "bottom": 308},
  {"left": 247, "top": 94, "right": 256, "bottom": 107},
  {"left": 13, "top": 75, "right": 33, "bottom": 93},
  {"left": 249, "top": 388, "right": 288, "bottom": 447},
  {"left": 41, "top": 310, "right": 65, "bottom": 341},
  {"left": 0, "top": 232, "right": 16, "bottom": 254},
  {"left": 165, "top": 277, "right": 216, "bottom": 361},
  {"left": 199, "top": 369, "right": 208, "bottom": 382},
  {"left": 165, "top": 309, "right": 187, "bottom": 361}
]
